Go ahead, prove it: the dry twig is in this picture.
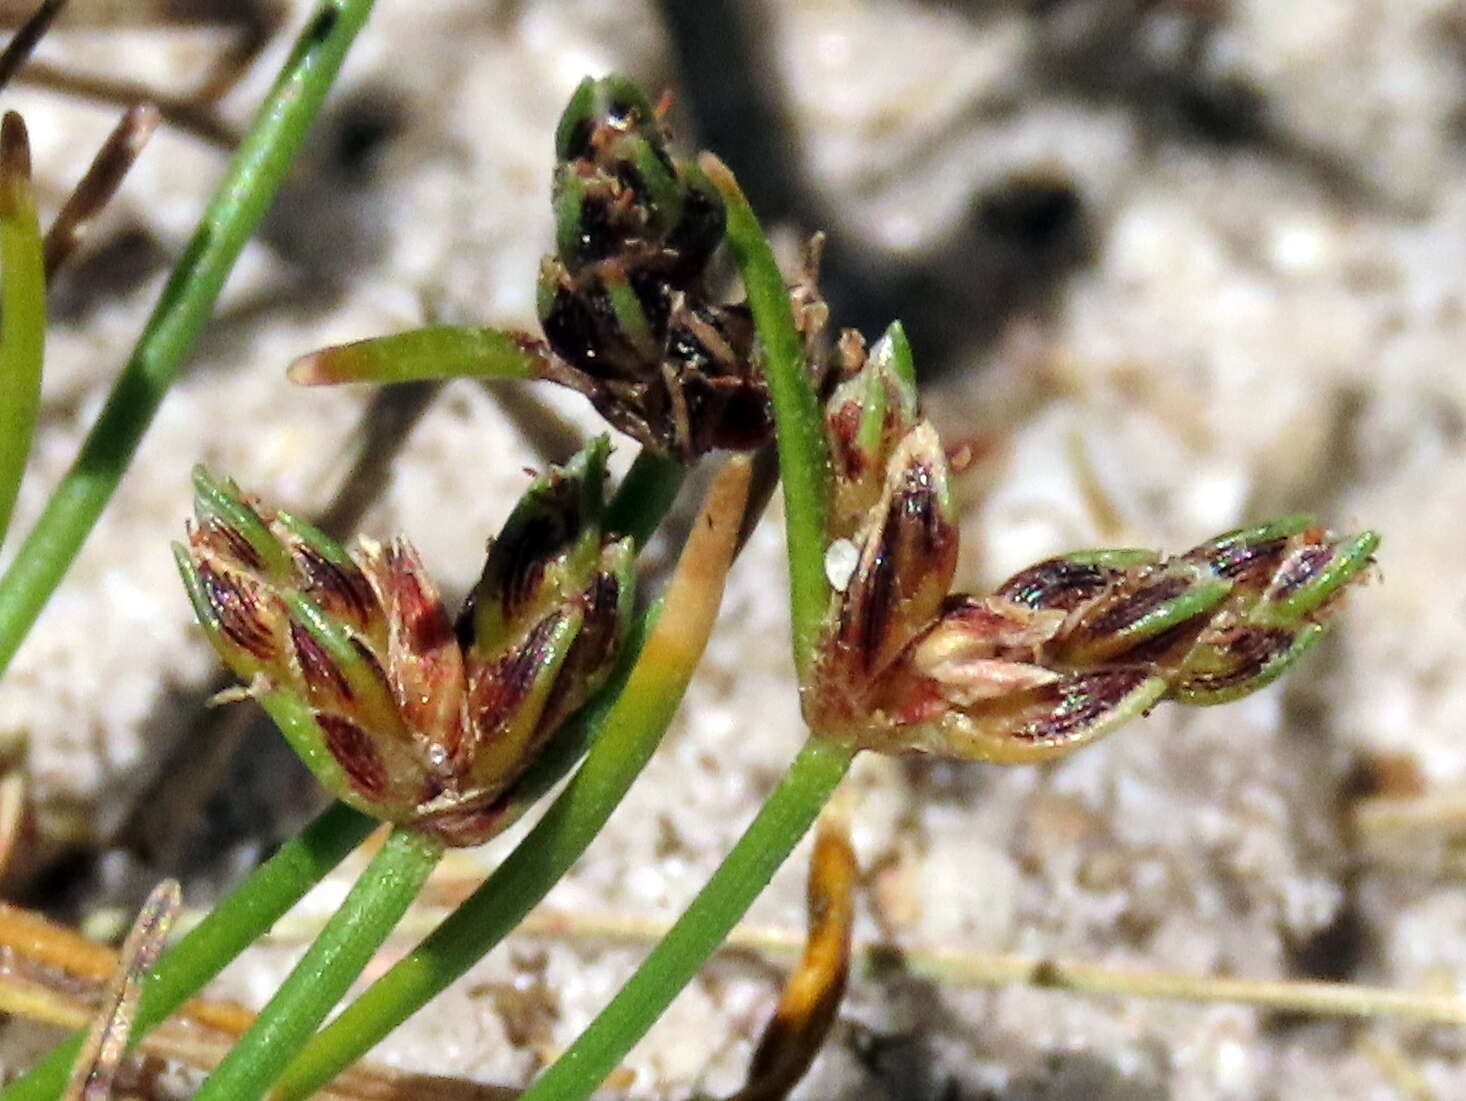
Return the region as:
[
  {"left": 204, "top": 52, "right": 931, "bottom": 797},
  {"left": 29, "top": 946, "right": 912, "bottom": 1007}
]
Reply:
[
  {"left": 61, "top": 879, "right": 178, "bottom": 1101},
  {"left": 727, "top": 806, "right": 856, "bottom": 1101},
  {"left": 44, "top": 102, "right": 158, "bottom": 278},
  {"left": 0, "top": 899, "right": 519, "bottom": 1099}
]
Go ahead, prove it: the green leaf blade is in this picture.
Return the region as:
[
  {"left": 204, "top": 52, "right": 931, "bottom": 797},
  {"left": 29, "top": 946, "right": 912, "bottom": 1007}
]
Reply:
[{"left": 0, "top": 113, "right": 45, "bottom": 551}]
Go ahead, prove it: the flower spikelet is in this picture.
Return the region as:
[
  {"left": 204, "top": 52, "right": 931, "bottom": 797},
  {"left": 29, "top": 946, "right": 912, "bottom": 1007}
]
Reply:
[
  {"left": 535, "top": 75, "right": 772, "bottom": 459},
  {"left": 174, "top": 439, "right": 633, "bottom": 846},
  {"left": 805, "top": 334, "right": 1378, "bottom": 764}
]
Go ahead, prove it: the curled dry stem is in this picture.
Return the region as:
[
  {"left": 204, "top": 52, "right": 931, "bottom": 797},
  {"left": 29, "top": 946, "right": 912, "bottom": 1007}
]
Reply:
[{"left": 727, "top": 804, "right": 855, "bottom": 1101}]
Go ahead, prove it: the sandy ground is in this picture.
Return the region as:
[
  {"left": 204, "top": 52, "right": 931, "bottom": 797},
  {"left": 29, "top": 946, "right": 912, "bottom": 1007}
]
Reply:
[{"left": 3, "top": 0, "right": 1466, "bottom": 1097}]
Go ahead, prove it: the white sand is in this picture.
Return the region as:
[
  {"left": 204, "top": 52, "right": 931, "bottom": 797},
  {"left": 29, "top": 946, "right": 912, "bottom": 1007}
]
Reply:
[{"left": 2, "top": 1, "right": 1464, "bottom": 1096}]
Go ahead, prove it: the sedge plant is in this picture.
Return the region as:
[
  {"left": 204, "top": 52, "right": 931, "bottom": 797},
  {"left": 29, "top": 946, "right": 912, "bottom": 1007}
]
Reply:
[
  {"left": 0, "top": 1, "right": 391, "bottom": 1096},
  {"left": 0, "top": 49, "right": 1381, "bottom": 1101},
  {"left": 516, "top": 151, "right": 1378, "bottom": 1101},
  {"left": 265, "top": 80, "right": 1374, "bottom": 1101}
]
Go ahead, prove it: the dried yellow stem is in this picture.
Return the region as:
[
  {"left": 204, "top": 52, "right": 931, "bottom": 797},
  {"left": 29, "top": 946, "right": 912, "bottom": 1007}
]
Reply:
[
  {"left": 730, "top": 805, "right": 856, "bottom": 1101},
  {"left": 0, "top": 769, "right": 28, "bottom": 882},
  {"left": 0, "top": 900, "right": 253, "bottom": 1037},
  {"left": 1354, "top": 788, "right": 1466, "bottom": 837},
  {"left": 637, "top": 454, "right": 753, "bottom": 680},
  {"left": 270, "top": 903, "right": 1462, "bottom": 1030},
  {"left": 0, "top": 906, "right": 516, "bottom": 1100}
]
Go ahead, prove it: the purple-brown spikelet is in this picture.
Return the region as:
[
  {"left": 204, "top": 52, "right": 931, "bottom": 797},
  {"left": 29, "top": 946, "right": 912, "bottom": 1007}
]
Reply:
[
  {"left": 534, "top": 76, "right": 772, "bottom": 460},
  {"left": 802, "top": 329, "right": 1379, "bottom": 763},
  {"left": 175, "top": 438, "right": 634, "bottom": 846}
]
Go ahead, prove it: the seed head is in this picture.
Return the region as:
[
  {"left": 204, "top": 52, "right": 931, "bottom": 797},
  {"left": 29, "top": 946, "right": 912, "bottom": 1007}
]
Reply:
[
  {"left": 805, "top": 340, "right": 1378, "bottom": 762},
  {"left": 175, "top": 439, "right": 633, "bottom": 846},
  {"left": 536, "top": 75, "right": 772, "bottom": 459}
]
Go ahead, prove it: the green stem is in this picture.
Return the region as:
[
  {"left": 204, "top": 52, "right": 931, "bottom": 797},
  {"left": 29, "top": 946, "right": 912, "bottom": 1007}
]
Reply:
[
  {"left": 0, "top": 802, "right": 374, "bottom": 1101},
  {"left": 516, "top": 156, "right": 853, "bottom": 1101},
  {"left": 7, "top": 448, "right": 683, "bottom": 1101},
  {"left": 0, "top": 0, "right": 376, "bottom": 679},
  {"left": 267, "top": 600, "right": 672, "bottom": 1100},
  {"left": 520, "top": 736, "right": 855, "bottom": 1101},
  {"left": 700, "top": 154, "right": 831, "bottom": 678},
  {"left": 0, "top": 112, "right": 45, "bottom": 550},
  {"left": 605, "top": 449, "right": 683, "bottom": 550},
  {"left": 193, "top": 827, "right": 444, "bottom": 1101}
]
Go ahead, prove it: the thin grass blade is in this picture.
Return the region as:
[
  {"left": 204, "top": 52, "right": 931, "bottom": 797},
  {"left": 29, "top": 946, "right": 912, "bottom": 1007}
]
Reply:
[
  {"left": 0, "top": 0, "right": 376, "bottom": 681},
  {"left": 0, "top": 111, "right": 44, "bottom": 550},
  {"left": 287, "top": 326, "right": 548, "bottom": 386}
]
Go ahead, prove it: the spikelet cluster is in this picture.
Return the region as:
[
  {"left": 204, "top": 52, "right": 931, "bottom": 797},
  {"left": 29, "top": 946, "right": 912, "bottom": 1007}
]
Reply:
[
  {"left": 535, "top": 76, "right": 772, "bottom": 459},
  {"left": 174, "top": 440, "right": 632, "bottom": 845},
  {"left": 805, "top": 326, "right": 1378, "bottom": 762}
]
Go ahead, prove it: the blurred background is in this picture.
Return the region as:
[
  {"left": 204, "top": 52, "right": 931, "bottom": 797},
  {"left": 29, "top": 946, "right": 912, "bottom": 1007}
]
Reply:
[{"left": 2, "top": 1, "right": 1466, "bottom": 1097}]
